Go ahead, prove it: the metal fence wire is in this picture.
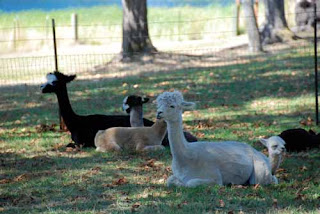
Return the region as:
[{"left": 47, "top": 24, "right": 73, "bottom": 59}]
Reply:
[{"left": 0, "top": 10, "right": 319, "bottom": 129}]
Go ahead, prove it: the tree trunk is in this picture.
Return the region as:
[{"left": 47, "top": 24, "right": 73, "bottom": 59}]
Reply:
[
  {"left": 243, "top": 0, "right": 263, "bottom": 52},
  {"left": 261, "top": 0, "right": 297, "bottom": 44},
  {"left": 121, "top": 0, "right": 156, "bottom": 59}
]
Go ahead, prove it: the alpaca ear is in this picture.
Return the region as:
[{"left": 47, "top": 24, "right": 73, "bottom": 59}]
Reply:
[
  {"left": 259, "top": 138, "right": 268, "bottom": 147},
  {"left": 142, "top": 97, "right": 149, "bottom": 103},
  {"left": 66, "top": 75, "right": 76, "bottom": 83},
  {"left": 181, "top": 101, "right": 195, "bottom": 110}
]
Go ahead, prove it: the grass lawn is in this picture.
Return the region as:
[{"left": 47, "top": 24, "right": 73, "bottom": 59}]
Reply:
[{"left": 1, "top": 44, "right": 320, "bottom": 213}]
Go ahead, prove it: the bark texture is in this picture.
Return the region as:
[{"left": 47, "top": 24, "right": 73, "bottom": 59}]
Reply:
[
  {"left": 121, "top": 0, "right": 156, "bottom": 59},
  {"left": 261, "top": 0, "right": 296, "bottom": 44},
  {"left": 243, "top": 0, "right": 263, "bottom": 52}
]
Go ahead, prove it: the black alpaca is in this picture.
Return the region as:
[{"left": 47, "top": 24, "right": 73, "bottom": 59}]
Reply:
[
  {"left": 122, "top": 95, "right": 198, "bottom": 146},
  {"left": 40, "top": 72, "right": 153, "bottom": 147},
  {"left": 279, "top": 128, "right": 320, "bottom": 152}
]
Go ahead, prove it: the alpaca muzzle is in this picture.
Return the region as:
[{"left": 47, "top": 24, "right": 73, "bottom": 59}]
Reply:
[{"left": 156, "top": 112, "right": 163, "bottom": 119}]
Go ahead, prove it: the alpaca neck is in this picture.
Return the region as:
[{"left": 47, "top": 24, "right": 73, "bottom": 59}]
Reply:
[
  {"left": 166, "top": 116, "right": 188, "bottom": 160},
  {"left": 55, "top": 85, "right": 77, "bottom": 128},
  {"left": 152, "top": 120, "right": 167, "bottom": 141},
  {"left": 269, "top": 153, "right": 282, "bottom": 175},
  {"left": 130, "top": 106, "right": 144, "bottom": 127}
]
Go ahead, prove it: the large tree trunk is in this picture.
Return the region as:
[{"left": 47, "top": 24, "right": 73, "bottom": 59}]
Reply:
[
  {"left": 243, "top": 0, "right": 263, "bottom": 52},
  {"left": 261, "top": 0, "right": 297, "bottom": 44},
  {"left": 121, "top": 0, "right": 156, "bottom": 59}
]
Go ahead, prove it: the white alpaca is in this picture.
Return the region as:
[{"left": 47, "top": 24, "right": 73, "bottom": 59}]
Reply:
[
  {"left": 94, "top": 119, "right": 167, "bottom": 152},
  {"left": 259, "top": 136, "right": 286, "bottom": 184},
  {"left": 156, "top": 91, "right": 274, "bottom": 187}
]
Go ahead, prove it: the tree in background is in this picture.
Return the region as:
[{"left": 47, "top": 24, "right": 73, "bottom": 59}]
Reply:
[
  {"left": 121, "top": 0, "right": 156, "bottom": 59},
  {"left": 242, "top": 0, "right": 263, "bottom": 52},
  {"left": 260, "top": 0, "right": 297, "bottom": 44}
]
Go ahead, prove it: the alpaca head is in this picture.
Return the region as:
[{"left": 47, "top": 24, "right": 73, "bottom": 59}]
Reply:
[
  {"left": 156, "top": 91, "right": 195, "bottom": 122},
  {"left": 259, "top": 136, "right": 286, "bottom": 156},
  {"left": 41, "top": 71, "right": 76, "bottom": 93},
  {"left": 122, "top": 95, "right": 149, "bottom": 113}
]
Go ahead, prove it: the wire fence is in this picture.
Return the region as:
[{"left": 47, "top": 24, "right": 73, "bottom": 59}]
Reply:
[{"left": 0, "top": 9, "right": 319, "bottom": 129}]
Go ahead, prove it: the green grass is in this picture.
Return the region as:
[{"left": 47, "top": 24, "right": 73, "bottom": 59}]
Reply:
[{"left": 1, "top": 45, "right": 320, "bottom": 213}]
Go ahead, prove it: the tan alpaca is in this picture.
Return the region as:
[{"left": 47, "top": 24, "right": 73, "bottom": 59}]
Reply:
[{"left": 94, "top": 119, "right": 167, "bottom": 152}]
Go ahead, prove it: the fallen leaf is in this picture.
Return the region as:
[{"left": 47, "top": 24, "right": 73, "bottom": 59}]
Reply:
[
  {"left": 300, "top": 166, "right": 308, "bottom": 172},
  {"left": 254, "top": 184, "right": 260, "bottom": 189},
  {"left": 219, "top": 199, "right": 225, "bottom": 208},
  {"left": 0, "top": 178, "right": 11, "bottom": 184},
  {"left": 131, "top": 202, "right": 141, "bottom": 212},
  {"left": 112, "top": 177, "right": 128, "bottom": 186},
  {"left": 177, "top": 201, "right": 188, "bottom": 208},
  {"left": 14, "top": 173, "right": 29, "bottom": 182},
  {"left": 272, "top": 198, "right": 278, "bottom": 208}
]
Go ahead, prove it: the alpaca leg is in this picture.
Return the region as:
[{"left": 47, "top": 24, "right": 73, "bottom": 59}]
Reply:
[
  {"left": 141, "top": 145, "right": 165, "bottom": 151},
  {"left": 96, "top": 141, "right": 121, "bottom": 152},
  {"left": 167, "top": 175, "right": 184, "bottom": 187},
  {"left": 251, "top": 154, "right": 273, "bottom": 185},
  {"left": 96, "top": 146, "right": 106, "bottom": 152},
  {"left": 108, "top": 141, "right": 121, "bottom": 151},
  {"left": 186, "top": 178, "right": 222, "bottom": 187}
]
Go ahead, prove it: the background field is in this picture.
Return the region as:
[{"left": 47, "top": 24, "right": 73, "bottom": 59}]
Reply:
[{"left": 0, "top": 0, "right": 299, "bottom": 55}]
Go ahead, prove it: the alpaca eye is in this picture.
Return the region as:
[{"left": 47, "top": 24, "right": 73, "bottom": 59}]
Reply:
[
  {"left": 170, "top": 105, "right": 175, "bottom": 108},
  {"left": 272, "top": 145, "right": 277, "bottom": 149}
]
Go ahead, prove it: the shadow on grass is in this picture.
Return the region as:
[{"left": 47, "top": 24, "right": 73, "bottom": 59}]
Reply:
[
  {"left": 1, "top": 146, "right": 320, "bottom": 213},
  {"left": 0, "top": 50, "right": 316, "bottom": 130}
]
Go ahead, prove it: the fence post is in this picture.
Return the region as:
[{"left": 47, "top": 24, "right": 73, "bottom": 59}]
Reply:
[
  {"left": 16, "top": 16, "right": 20, "bottom": 40},
  {"left": 13, "top": 17, "right": 20, "bottom": 50},
  {"left": 234, "top": 0, "right": 241, "bottom": 36},
  {"left": 45, "top": 15, "right": 50, "bottom": 44},
  {"left": 71, "top": 13, "right": 78, "bottom": 43},
  {"left": 52, "top": 19, "right": 58, "bottom": 71},
  {"left": 52, "top": 19, "right": 66, "bottom": 131},
  {"left": 178, "top": 11, "right": 181, "bottom": 41},
  {"left": 13, "top": 18, "right": 17, "bottom": 50},
  {"left": 314, "top": 1, "right": 319, "bottom": 125}
]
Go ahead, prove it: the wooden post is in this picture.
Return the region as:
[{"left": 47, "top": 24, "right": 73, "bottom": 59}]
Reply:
[
  {"left": 234, "top": 0, "right": 241, "bottom": 36},
  {"left": 13, "top": 18, "right": 17, "bottom": 50},
  {"left": 71, "top": 13, "right": 78, "bottom": 42},
  {"left": 15, "top": 16, "right": 20, "bottom": 43},
  {"left": 178, "top": 11, "right": 181, "bottom": 41},
  {"left": 52, "top": 19, "right": 58, "bottom": 72},
  {"left": 45, "top": 15, "right": 50, "bottom": 43},
  {"left": 254, "top": 0, "right": 259, "bottom": 23}
]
